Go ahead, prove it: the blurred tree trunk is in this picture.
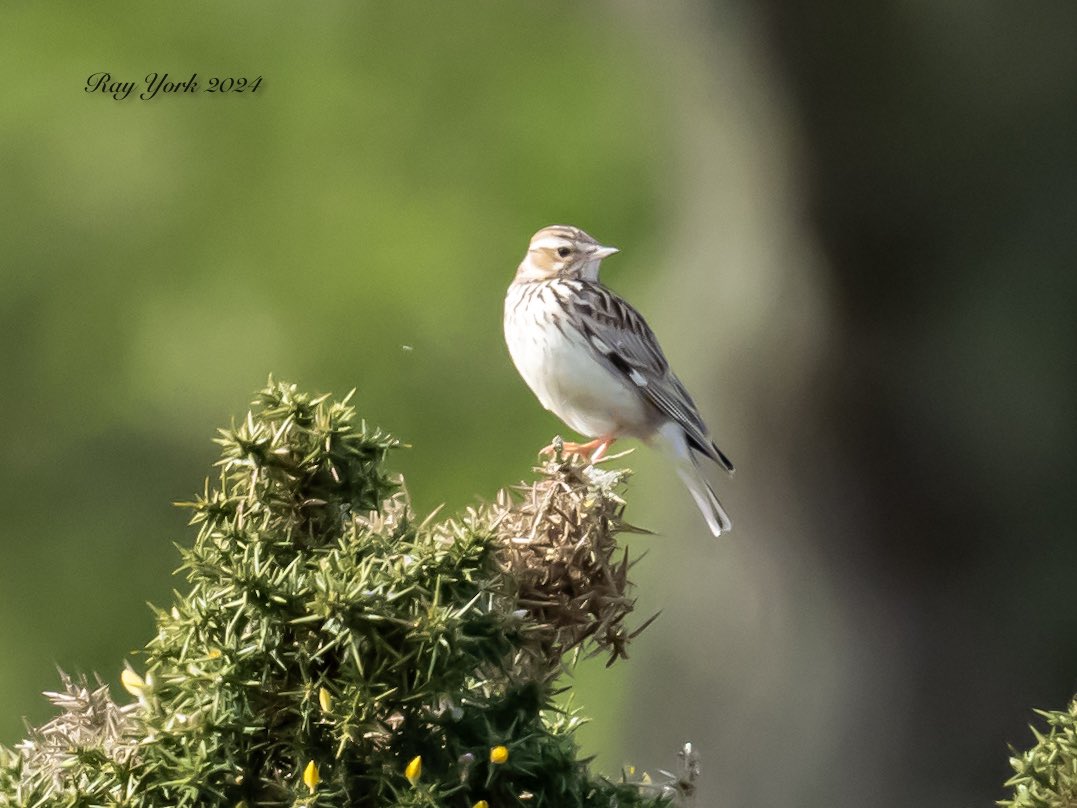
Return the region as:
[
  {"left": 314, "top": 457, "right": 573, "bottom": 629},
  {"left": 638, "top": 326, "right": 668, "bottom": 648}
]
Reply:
[{"left": 749, "top": 2, "right": 1077, "bottom": 805}]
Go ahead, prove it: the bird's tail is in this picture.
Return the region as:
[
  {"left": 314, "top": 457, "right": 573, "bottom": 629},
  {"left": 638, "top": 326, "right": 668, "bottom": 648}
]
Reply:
[{"left": 659, "top": 422, "right": 733, "bottom": 538}]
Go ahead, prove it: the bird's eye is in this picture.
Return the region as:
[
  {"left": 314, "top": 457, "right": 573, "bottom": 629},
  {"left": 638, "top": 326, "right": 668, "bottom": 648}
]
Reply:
[{"left": 557, "top": 246, "right": 571, "bottom": 258}]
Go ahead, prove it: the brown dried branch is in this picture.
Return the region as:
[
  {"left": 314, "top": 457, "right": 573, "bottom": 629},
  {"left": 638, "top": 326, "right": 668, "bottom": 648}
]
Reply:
[{"left": 492, "top": 455, "right": 655, "bottom": 671}]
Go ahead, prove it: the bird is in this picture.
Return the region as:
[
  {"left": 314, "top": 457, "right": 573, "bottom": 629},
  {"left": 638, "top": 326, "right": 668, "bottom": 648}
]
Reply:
[{"left": 503, "top": 224, "right": 735, "bottom": 537}]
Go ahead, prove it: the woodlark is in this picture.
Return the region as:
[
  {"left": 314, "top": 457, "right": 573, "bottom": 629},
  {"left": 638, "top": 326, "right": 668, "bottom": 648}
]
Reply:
[{"left": 504, "top": 225, "right": 735, "bottom": 537}]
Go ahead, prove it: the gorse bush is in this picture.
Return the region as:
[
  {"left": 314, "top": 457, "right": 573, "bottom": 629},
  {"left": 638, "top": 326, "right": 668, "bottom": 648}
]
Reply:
[
  {"left": 1001, "top": 702, "right": 1077, "bottom": 808},
  {"left": 0, "top": 380, "right": 695, "bottom": 807}
]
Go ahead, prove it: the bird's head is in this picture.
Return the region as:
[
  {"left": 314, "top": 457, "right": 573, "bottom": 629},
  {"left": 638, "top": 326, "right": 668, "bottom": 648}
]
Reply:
[{"left": 514, "top": 225, "right": 619, "bottom": 283}]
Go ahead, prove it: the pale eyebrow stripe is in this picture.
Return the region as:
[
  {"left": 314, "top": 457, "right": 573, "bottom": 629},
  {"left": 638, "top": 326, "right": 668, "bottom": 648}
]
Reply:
[{"left": 531, "top": 236, "right": 570, "bottom": 250}]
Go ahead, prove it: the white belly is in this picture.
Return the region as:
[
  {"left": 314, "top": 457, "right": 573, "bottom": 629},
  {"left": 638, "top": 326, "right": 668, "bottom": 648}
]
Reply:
[{"left": 504, "top": 282, "right": 648, "bottom": 438}]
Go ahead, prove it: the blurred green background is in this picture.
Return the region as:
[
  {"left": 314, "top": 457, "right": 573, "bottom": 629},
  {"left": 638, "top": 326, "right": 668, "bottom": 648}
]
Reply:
[{"left": 2, "top": 2, "right": 1076, "bottom": 806}]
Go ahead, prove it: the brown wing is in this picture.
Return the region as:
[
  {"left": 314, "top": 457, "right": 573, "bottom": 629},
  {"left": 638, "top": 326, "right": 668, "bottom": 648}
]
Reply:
[{"left": 553, "top": 280, "right": 734, "bottom": 473}]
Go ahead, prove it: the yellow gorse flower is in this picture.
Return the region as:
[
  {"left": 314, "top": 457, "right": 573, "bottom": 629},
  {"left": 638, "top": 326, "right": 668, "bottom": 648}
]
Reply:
[
  {"left": 473, "top": 801, "right": 490, "bottom": 808},
  {"left": 489, "top": 745, "right": 509, "bottom": 765},
  {"left": 303, "top": 760, "right": 320, "bottom": 792},
  {"left": 318, "top": 686, "right": 333, "bottom": 713},
  {"left": 405, "top": 755, "right": 422, "bottom": 786},
  {"left": 120, "top": 668, "right": 145, "bottom": 697}
]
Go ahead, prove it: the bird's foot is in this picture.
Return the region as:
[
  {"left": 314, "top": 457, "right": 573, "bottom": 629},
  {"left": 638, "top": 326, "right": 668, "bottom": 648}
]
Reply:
[{"left": 540, "top": 436, "right": 617, "bottom": 464}]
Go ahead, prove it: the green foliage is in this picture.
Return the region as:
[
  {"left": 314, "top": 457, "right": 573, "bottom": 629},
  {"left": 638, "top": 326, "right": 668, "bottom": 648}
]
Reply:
[
  {"left": 1002, "top": 702, "right": 1077, "bottom": 808},
  {"left": 0, "top": 381, "right": 681, "bottom": 807}
]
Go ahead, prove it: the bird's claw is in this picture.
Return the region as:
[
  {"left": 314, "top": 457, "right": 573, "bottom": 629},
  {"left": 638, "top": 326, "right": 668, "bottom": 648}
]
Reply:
[{"left": 539, "top": 436, "right": 616, "bottom": 464}]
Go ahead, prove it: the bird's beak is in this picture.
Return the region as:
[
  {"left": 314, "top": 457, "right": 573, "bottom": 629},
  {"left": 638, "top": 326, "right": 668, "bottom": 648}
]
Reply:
[{"left": 592, "top": 244, "right": 619, "bottom": 259}]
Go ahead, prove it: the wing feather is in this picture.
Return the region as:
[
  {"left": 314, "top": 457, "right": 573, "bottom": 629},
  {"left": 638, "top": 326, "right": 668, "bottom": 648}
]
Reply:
[{"left": 556, "top": 281, "right": 734, "bottom": 473}]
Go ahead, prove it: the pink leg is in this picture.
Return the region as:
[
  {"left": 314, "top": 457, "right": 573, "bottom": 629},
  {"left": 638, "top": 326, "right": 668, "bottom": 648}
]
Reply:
[
  {"left": 540, "top": 436, "right": 617, "bottom": 462},
  {"left": 588, "top": 437, "right": 616, "bottom": 463}
]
